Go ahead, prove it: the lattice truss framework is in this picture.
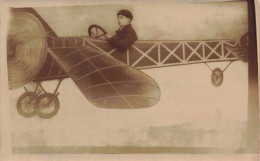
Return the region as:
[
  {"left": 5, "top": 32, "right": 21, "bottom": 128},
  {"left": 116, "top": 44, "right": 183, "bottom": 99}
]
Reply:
[
  {"left": 84, "top": 38, "right": 239, "bottom": 69},
  {"left": 34, "top": 37, "right": 239, "bottom": 81}
]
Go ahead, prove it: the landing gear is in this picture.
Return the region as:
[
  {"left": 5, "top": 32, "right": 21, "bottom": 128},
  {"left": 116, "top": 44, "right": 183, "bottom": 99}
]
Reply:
[
  {"left": 204, "top": 61, "right": 233, "bottom": 87},
  {"left": 16, "top": 79, "right": 63, "bottom": 119}
]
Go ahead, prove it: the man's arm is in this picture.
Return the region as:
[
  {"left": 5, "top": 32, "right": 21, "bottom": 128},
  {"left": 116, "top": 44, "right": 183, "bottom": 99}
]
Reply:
[{"left": 108, "top": 32, "right": 137, "bottom": 50}]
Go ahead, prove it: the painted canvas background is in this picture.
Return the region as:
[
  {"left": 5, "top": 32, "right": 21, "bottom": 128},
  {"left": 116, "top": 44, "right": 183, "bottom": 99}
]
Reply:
[{"left": 3, "top": 1, "right": 253, "bottom": 154}]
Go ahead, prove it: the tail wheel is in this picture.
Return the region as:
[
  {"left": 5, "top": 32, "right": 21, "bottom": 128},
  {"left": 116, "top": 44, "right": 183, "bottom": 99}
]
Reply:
[
  {"left": 17, "top": 92, "right": 37, "bottom": 117},
  {"left": 36, "top": 93, "right": 60, "bottom": 119},
  {"left": 211, "top": 68, "right": 224, "bottom": 87}
]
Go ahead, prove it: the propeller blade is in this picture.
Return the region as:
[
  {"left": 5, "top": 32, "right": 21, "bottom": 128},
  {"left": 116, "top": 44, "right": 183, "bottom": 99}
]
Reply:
[{"left": 48, "top": 46, "right": 160, "bottom": 109}]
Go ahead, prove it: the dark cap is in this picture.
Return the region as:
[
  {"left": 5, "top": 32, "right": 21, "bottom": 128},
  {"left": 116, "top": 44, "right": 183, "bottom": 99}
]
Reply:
[{"left": 117, "top": 9, "right": 133, "bottom": 21}]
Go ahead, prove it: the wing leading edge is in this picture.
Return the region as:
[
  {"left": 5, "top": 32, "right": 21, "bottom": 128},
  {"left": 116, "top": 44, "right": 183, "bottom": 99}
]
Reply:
[{"left": 48, "top": 46, "right": 161, "bottom": 109}]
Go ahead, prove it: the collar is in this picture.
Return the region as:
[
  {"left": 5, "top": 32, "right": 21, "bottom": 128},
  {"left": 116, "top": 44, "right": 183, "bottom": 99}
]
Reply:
[{"left": 118, "top": 24, "right": 131, "bottom": 32}]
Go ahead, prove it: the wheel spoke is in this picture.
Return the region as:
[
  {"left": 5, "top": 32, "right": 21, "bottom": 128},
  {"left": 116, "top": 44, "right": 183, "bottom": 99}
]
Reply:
[
  {"left": 96, "top": 27, "right": 98, "bottom": 35},
  {"left": 24, "top": 97, "right": 29, "bottom": 103},
  {"left": 91, "top": 31, "right": 96, "bottom": 36}
]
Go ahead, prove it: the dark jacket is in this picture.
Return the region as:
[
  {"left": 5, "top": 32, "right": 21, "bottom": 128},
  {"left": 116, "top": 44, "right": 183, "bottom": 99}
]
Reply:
[{"left": 108, "top": 24, "right": 138, "bottom": 51}]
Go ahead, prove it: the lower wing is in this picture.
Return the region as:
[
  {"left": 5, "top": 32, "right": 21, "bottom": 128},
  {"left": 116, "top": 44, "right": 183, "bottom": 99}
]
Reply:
[{"left": 48, "top": 46, "right": 161, "bottom": 109}]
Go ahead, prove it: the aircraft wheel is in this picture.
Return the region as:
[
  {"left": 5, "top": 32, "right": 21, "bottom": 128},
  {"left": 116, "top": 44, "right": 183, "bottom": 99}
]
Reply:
[
  {"left": 36, "top": 93, "right": 60, "bottom": 119},
  {"left": 17, "top": 92, "right": 37, "bottom": 117},
  {"left": 211, "top": 68, "right": 223, "bottom": 87}
]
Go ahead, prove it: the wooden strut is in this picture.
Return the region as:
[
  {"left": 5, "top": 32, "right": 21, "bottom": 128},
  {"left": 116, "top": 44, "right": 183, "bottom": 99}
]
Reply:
[
  {"left": 53, "top": 79, "right": 63, "bottom": 96},
  {"left": 34, "top": 83, "right": 41, "bottom": 95},
  {"left": 38, "top": 82, "right": 47, "bottom": 94},
  {"left": 24, "top": 87, "right": 28, "bottom": 93},
  {"left": 31, "top": 79, "right": 63, "bottom": 96},
  {"left": 204, "top": 61, "right": 234, "bottom": 73}
]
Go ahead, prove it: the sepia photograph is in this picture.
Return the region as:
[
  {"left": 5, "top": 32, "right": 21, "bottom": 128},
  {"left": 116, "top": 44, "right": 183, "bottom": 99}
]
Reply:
[{"left": 0, "top": 0, "right": 259, "bottom": 160}]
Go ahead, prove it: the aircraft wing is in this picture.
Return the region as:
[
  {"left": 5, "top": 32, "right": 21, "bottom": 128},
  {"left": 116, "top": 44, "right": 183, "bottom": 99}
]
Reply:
[{"left": 48, "top": 46, "right": 161, "bottom": 109}]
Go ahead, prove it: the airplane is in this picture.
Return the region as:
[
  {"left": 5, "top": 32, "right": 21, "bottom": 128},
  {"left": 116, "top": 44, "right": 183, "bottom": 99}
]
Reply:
[{"left": 7, "top": 8, "right": 248, "bottom": 119}]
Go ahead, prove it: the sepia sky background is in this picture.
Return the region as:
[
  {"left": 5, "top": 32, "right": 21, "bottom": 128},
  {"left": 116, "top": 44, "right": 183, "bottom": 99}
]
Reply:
[
  {"left": 35, "top": 1, "right": 248, "bottom": 40},
  {"left": 8, "top": 1, "right": 250, "bottom": 153}
]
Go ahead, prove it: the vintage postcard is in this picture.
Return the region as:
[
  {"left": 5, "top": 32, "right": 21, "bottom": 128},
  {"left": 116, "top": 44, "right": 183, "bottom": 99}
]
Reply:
[{"left": 0, "top": 0, "right": 259, "bottom": 160}]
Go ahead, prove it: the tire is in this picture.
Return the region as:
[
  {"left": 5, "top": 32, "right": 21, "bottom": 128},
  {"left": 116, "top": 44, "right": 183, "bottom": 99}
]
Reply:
[
  {"left": 35, "top": 93, "right": 60, "bottom": 119},
  {"left": 211, "top": 68, "right": 223, "bottom": 87},
  {"left": 17, "top": 92, "right": 37, "bottom": 117}
]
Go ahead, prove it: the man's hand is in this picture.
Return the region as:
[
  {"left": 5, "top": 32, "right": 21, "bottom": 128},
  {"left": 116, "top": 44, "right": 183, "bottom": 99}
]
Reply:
[{"left": 104, "top": 34, "right": 112, "bottom": 40}]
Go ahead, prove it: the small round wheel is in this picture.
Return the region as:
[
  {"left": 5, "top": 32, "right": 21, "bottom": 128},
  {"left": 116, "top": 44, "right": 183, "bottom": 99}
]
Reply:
[
  {"left": 211, "top": 68, "right": 224, "bottom": 87},
  {"left": 88, "top": 24, "right": 107, "bottom": 39},
  {"left": 17, "top": 92, "right": 37, "bottom": 117},
  {"left": 36, "top": 93, "right": 60, "bottom": 119}
]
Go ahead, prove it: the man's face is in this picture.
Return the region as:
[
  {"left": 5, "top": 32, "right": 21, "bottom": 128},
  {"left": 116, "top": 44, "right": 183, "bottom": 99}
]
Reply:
[{"left": 117, "top": 15, "right": 131, "bottom": 27}]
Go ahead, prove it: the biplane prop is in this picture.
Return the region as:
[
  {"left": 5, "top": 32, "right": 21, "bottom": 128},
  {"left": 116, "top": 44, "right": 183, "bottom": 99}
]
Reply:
[{"left": 7, "top": 8, "right": 248, "bottom": 119}]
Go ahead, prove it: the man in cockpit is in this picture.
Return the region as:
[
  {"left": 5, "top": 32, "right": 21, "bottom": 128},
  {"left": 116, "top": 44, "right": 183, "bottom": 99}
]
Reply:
[{"left": 105, "top": 9, "right": 138, "bottom": 51}]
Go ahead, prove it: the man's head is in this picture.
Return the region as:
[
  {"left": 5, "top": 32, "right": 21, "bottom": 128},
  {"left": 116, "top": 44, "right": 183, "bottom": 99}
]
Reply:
[{"left": 117, "top": 9, "right": 133, "bottom": 27}]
